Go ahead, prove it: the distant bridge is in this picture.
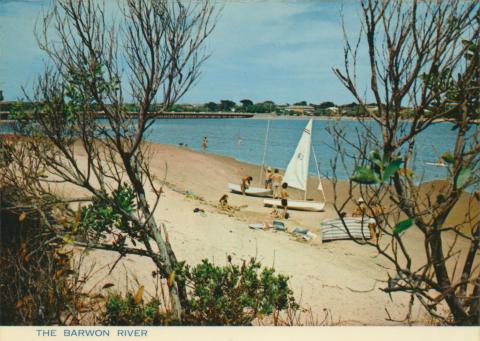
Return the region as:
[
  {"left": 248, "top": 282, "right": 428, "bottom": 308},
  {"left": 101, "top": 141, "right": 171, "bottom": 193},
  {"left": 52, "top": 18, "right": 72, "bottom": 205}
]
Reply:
[
  {"left": 0, "top": 111, "right": 254, "bottom": 120},
  {"left": 126, "top": 111, "right": 254, "bottom": 119}
]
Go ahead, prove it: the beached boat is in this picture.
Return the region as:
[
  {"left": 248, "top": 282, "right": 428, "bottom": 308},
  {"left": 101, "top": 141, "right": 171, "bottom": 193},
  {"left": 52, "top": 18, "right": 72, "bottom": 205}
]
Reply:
[
  {"left": 321, "top": 217, "right": 372, "bottom": 241},
  {"left": 263, "top": 119, "right": 326, "bottom": 212},
  {"left": 228, "top": 120, "right": 273, "bottom": 197},
  {"left": 263, "top": 198, "right": 325, "bottom": 211},
  {"left": 228, "top": 183, "right": 272, "bottom": 197}
]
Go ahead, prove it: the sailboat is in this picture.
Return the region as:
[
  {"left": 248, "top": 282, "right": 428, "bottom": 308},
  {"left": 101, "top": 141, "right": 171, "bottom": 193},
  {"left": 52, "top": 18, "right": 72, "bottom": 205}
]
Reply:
[
  {"left": 228, "top": 120, "right": 273, "bottom": 197},
  {"left": 263, "top": 119, "right": 326, "bottom": 211}
]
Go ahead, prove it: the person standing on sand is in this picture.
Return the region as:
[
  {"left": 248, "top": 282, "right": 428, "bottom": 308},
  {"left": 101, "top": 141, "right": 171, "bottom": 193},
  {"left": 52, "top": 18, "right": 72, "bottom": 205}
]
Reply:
[
  {"left": 264, "top": 167, "right": 273, "bottom": 189},
  {"left": 240, "top": 175, "right": 253, "bottom": 195},
  {"left": 280, "top": 182, "right": 290, "bottom": 219},
  {"left": 201, "top": 136, "right": 208, "bottom": 151},
  {"left": 271, "top": 169, "right": 283, "bottom": 198}
]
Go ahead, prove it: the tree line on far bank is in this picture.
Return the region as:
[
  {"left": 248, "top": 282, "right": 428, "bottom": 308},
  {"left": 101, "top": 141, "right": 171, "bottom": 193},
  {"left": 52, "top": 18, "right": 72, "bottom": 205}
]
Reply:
[{"left": 0, "top": 99, "right": 380, "bottom": 118}]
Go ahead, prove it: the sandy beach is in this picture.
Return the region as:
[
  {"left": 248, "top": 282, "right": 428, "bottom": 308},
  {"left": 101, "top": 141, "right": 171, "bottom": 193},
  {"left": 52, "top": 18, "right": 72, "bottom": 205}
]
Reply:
[{"left": 71, "top": 143, "right": 476, "bottom": 325}]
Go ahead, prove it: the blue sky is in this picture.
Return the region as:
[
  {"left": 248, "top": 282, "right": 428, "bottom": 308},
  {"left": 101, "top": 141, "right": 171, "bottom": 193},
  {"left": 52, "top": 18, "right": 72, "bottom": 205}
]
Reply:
[{"left": 0, "top": 0, "right": 367, "bottom": 104}]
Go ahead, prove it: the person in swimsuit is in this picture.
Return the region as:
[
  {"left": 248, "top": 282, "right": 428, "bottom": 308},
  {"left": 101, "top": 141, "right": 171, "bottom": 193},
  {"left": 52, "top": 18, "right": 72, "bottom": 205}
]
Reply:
[
  {"left": 240, "top": 175, "right": 253, "bottom": 195},
  {"left": 264, "top": 167, "right": 273, "bottom": 189},
  {"left": 280, "top": 182, "right": 289, "bottom": 219},
  {"left": 271, "top": 169, "right": 283, "bottom": 198},
  {"left": 201, "top": 136, "right": 208, "bottom": 151}
]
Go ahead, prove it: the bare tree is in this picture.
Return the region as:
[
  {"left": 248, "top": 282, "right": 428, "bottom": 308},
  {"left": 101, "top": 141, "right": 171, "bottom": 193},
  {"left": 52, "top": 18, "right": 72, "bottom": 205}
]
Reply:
[
  {"left": 331, "top": 0, "right": 480, "bottom": 325},
  {"left": 13, "top": 0, "right": 217, "bottom": 320}
]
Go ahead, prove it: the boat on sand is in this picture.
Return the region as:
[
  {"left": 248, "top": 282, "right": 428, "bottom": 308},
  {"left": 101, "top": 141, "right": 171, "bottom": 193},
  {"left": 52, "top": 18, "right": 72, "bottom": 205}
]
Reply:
[
  {"left": 228, "top": 120, "right": 273, "bottom": 197},
  {"left": 263, "top": 119, "right": 326, "bottom": 212},
  {"left": 228, "top": 184, "right": 272, "bottom": 197}
]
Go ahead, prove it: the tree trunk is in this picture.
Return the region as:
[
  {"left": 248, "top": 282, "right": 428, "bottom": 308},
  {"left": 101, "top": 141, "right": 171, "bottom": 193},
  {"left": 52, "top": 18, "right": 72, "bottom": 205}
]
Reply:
[{"left": 429, "top": 231, "right": 469, "bottom": 324}]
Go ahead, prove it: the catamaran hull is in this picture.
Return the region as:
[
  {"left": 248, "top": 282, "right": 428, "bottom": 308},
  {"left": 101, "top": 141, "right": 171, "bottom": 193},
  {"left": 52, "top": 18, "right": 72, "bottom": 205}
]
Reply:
[
  {"left": 228, "top": 183, "right": 273, "bottom": 197},
  {"left": 263, "top": 198, "right": 325, "bottom": 212}
]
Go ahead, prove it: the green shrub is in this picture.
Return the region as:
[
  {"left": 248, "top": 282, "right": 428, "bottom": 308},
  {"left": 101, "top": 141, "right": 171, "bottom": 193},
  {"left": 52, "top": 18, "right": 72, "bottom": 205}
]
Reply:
[
  {"left": 101, "top": 257, "right": 298, "bottom": 326},
  {"left": 78, "top": 184, "right": 138, "bottom": 242},
  {"left": 103, "top": 292, "right": 165, "bottom": 326},
  {"left": 178, "top": 257, "right": 298, "bottom": 325}
]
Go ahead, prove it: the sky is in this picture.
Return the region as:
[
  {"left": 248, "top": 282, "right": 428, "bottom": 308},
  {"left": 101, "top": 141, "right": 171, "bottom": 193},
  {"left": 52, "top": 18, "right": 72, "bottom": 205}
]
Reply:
[{"left": 0, "top": 0, "right": 368, "bottom": 105}]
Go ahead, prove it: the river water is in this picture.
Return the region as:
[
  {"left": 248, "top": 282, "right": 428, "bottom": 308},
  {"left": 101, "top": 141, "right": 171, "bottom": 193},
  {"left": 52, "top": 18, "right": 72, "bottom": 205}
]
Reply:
[
  {"left": 144, "top": 118, "right": 457, "bottom": 183},
  {"left": 0, "top": 117, "right": 461, "bottom": 182}
]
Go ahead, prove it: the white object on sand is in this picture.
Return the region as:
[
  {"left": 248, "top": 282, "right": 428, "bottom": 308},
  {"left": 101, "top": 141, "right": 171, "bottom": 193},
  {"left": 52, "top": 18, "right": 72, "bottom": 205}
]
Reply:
[
  {"left": 228, "top": 183, "right": 273, "bottom": 197},
  {"left": 304, "top": 231, "right": 318, "bottom": 241},
  {"left": 264, "top": 198, "right": 325, "bottom": 211},
  {"left": 249, "top": 223, "right": 265, "bottom": 230},
  {"left": 321, "top": 217, "right": 372, "bottom": 242}
]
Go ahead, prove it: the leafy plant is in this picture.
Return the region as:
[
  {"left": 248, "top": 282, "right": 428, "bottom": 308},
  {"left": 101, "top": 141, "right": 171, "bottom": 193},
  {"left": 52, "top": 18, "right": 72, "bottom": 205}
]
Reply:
[
  {"left": 177, "top": 257, "right": 298, "bottom": 325},
  {"left": 100, "top": 257, "right": 298, "bottom": 326},
  {"left": 351, "top": 166, "right": 379, "bottom": 184},
  {"left": 78, "top": 184, "right": 137, "bottom": 241},
  {"left": 393, "top": 218, "right": 414, "bottom": 235},
  {"left": 350, "top": 150, "right": 402, "bottom": 185},
  {"left": 103, "top": 291, "right": 164, "bottom": 326}
]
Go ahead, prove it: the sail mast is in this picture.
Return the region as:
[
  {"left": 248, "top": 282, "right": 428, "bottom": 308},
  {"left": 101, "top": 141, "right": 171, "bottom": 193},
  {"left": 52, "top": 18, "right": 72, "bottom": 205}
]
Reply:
[
  {"left": 258, "top": 119, "right": 270, "bottom": 185},
  {"left": 304, "top": 121, "right": 312, "bottom": 201}
]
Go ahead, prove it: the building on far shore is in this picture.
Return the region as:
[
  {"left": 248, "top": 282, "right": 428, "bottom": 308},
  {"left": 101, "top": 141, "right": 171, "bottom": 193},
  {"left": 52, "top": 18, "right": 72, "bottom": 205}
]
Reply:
[
  {"left": 365, "top": 104, "right": 379, "bottom": 114},
  {"left": 285, "top": 105, "right": 314, "bottom": 115},
  {"left": 326, "top": 106, "right": 340, "bottom": 115}
]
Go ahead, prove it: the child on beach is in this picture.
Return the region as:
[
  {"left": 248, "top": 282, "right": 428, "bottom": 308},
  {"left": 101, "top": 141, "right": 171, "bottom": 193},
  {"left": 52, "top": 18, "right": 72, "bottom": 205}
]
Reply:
[
  {"left": 280, "top": 182, "right": 289, "bottom": 219},
  {"left": 218, "top": 194, "right": 235, "bottom": 214},
  {"left": 270, "top": 207, "right": 281, "bottom": 218},
  {"left": 219, "top": 194, "right": 229, "bottom": 207}
]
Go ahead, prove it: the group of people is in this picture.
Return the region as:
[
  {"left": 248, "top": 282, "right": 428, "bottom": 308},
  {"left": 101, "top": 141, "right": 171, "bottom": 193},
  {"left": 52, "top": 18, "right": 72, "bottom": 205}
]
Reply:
[
  {"left": 263, "top": 167, "right": 285, "bottom": 198},
  {"left": 239, "top": 167, "right": 290, "bottom": 219}
]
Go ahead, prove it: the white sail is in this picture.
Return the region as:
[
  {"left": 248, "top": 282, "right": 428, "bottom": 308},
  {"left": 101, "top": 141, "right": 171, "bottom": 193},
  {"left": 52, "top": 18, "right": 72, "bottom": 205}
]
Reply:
[{"left": 283, "top": 119, "right": 312, "bottom": 191}]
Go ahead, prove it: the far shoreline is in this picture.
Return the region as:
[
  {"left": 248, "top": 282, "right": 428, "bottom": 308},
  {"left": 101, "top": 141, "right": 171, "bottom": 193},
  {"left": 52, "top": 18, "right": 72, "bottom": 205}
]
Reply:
[{"left": 2, "top": 111, "right": 478, "bottom": 124}]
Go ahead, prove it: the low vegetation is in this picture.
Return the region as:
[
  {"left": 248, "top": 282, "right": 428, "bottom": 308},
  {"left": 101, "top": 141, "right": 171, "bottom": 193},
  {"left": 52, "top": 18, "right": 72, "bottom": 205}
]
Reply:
[{"left": 102, "top": 258, "right": 298, "bottom": 326}]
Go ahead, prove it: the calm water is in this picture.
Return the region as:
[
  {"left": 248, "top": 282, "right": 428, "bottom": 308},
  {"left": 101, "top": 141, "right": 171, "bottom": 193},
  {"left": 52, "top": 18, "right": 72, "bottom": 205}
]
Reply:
[
  {"left": 145, "top": 118, "right": 456, "bottom": 182},
  {"left": 0, "top": 118, "right": 458, "bottom": 182}
]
